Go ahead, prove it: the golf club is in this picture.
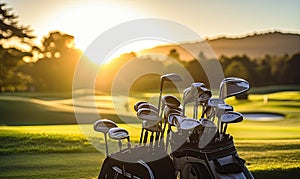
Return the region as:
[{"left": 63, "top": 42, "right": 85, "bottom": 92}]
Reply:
[
  {"left": 136, "top": 108, "right": 160, "bottom": 145},
  {"left": 108, "top": 127, "right": 131, "bottom": 152},
  {"left": 220, "top": 111, "right": 243, "bottom": 140},
  {"left": 219, "top": 77, "right": 250, "bottom": 99},
  {"left": 134, "top": 101, "right": 147, "bottom": 112},
  {"left": 135, "top": 102, "right": 159, "bottom": 113},
  {"left": 190, "top": 82, "right": 212, "bottom": 119},
  {"left": 157, "top": 73, "right": 183, "bottom": 120},
  {"left": 142, "top": 120, "right": 162, "bottom": 148},
  {"left": 93, "top": 119, "right": 118, "bottom": 156}
]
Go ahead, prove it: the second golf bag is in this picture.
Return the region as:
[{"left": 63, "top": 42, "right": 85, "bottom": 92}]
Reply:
[{"left": 171, "top": 134, "right": 254, "bottom": 179}]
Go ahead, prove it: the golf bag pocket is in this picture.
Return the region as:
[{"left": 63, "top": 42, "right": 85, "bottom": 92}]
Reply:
[
  {"left": 173, "top": 156, "right": 214, "bottom": 179},
  {"left": 211, "top": 154, "right": 245, "bottom": 174}
]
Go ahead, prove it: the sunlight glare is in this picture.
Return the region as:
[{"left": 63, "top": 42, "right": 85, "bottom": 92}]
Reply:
[{"left": 85, "top": 39, "right": 166, "bottom": 65}]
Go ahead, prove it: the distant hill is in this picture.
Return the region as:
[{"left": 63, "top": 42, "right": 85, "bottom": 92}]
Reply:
[{"left": 139, "top": 31, "right": 300, "bottom": 60}]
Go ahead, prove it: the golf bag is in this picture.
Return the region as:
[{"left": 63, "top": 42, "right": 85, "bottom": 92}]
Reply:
[
  {"left": 171, "top": 134, "right": 254, "bottom": 179},
  {"left": 98, "top": 146, "right": 176, "bottom": 179}
]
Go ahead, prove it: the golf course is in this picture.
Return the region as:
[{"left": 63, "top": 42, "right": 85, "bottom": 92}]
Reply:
[{"left": 0, "top": 87, "right": 300, "bottom": 179}]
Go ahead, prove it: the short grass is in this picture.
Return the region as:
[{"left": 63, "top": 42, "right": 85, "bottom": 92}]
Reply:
[
  {"left": 0, "top": 88, "right": 300, "bottom": 178},
  {"left": 1, "top": 123, "right": 300, "bottom": 178}
]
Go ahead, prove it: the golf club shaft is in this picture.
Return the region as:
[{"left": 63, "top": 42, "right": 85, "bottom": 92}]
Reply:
[
  {"left": 139, "top": 128, "right": 144, "bottom": 145},
  {"left": 104, "top": 134, "right": 108, "bottom": 156},
  {"left": 143, "top": 131, "right": 148, "bottom": 145}
]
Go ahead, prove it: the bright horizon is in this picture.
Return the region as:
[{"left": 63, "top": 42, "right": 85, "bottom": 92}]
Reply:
[{"left": 2, "top": 0, "right": 300, "bottom": 62}]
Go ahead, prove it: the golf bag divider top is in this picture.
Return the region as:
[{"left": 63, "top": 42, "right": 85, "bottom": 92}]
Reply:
[
  {"left": 99, "top": 145, "right": 176, "bottom": 179},
  {"left": 171, "top": 135, "right": 254, "bottom": 179}
]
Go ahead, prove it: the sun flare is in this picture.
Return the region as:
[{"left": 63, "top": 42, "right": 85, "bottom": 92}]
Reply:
[{"left": 84, "top": 39, "right": 167, "bottom": 65}]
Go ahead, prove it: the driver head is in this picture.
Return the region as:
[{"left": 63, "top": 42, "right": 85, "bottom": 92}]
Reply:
[{"left": 219, "top": 77, "right": 250, "bottom": 99}]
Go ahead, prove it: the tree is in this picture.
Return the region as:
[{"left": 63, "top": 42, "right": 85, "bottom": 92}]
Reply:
[
  {"left": 0, "top": 3, "right": 35, "bottom": 91},
  {"left": 27, "top": 31, "right": 81, "bottom": 91}
]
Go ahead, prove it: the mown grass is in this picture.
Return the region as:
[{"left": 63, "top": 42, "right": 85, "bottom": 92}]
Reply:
[
  {"left": 1, "top": 122, "right": 300, "bottom": 178},
  {"left": 0, "top": 89, "right": 300, "bottom": 178}
]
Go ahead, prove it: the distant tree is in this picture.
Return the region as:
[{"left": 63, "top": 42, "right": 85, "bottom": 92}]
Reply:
[
  {"left": 224, "top": 61, "right": 249, "bottom": 80},
  {"left": 0, "top": 3, "right": 35, "bottom": 91},
  {"left": 27, "top": 31, "right": 81, "bottom": 91},
  {"left": 168, "top": 49, "right": 180, "bottom": 62},
  {"left": 253, "top": 55, "right": 272, "bottom": 86},
  {"left": 280, "top": 53, "right": 300, "bottom": 84}
]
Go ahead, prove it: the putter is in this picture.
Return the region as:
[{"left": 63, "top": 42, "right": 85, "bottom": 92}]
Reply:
[
  {"left": 108, "top": 127, "right": 131, "bottom": 152},
  {"left": 93, "top": 119, "right": 118, "bottom": 156}
]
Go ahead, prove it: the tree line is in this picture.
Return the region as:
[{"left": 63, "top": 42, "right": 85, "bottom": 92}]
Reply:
[{"left": 0, "top": 3, "right": 299, "bottom": 92}]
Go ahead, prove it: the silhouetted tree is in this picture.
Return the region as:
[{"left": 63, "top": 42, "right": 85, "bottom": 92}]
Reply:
[
  {"left": 280, "top": 53, "right": 300, "bottom": 84},
  {"left": 0, "top": 3, "right": 35, "bottom": 91},
  {"left": 27, "top": 31, "right": 81, "bottom": 91}
]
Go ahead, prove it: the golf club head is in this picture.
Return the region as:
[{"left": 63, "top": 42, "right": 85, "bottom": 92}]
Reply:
[
  {"left": 137, "top": 108, "right": 160, "bottom": 121},
  {"left": 219, "top": 77, "right": 250, "bottom": 99},
  {"left": 142, "top": 120, "right": 162, "bottom": 132},
  {"left": 161, "top": 73, "right": 183, "bottom": 82},
  {"left": 93, "top": 119, "right": 118, "bottom": 134},
  {"left": 197, "top": 90, "right": 212, "bottom": 103},
  {"left": 183, "top": 87, "right": 194, "bottom": 104},
  {"left": 179, "top": 117, "right": 202, "bottom": 130},
  {"left": 161, "top": 95, "right": 181, "bottom": 109},
  {"left": 190, "top": 83, "right": 206, "bottom": 97},
  {"left": 221, "top": 111, "right": 243, "bottom": 123},
  {"left": 136, "top": 103, "right": 159, "bottom": 113},
  {"left": 169, "top": 115, "right": 201, "bottom": 130},
  {"left": 163, "top": 106, "right": 182, "bottom": 119},
  {"left": 108, "top": 127, "right": 129, "bottom": 140},
  {"left": 134, "top": 101, "right": 147, "bottom": 112},
  {"left": 200, "top": 118, "right": 216, "bottom": 128},
  {"left": 207, "top": 98, "right": 225, "bottom": 107},
  {"left": 168, "top": 113, "right": 181, "bottom": 126},
  {"left": 216, "top": 104, "right": 234, "bottom": 117}
]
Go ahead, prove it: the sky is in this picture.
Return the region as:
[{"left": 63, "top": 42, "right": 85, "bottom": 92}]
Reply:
[{"left": 2, "top": 0, "right": 300, "bottom": 57}]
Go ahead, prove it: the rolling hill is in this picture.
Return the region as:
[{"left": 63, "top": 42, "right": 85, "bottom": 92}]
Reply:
[{"left": 139, "top": 31, "right": 300, "bottom": 60}]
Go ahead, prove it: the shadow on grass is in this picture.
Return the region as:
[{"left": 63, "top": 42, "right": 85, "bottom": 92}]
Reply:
[{"left": 252, "top": 168, "right": 300, "bottom": 179}]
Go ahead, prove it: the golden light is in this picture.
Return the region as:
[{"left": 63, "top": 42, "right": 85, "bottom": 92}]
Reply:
[{"left": 87, "top": 39, "right": 166, "bottom": 65}]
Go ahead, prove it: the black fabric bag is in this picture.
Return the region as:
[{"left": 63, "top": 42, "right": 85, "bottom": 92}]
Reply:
[
  {"left": 99, "top": 146, "right": 176, "bottom": 179},
  {"left": 171, "top": 135, "right": 254, "bottom": 179}
]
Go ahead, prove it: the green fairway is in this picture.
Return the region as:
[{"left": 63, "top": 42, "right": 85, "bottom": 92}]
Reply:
[
  {"left": 1, "top": 123, "right": 300, "bottom": 178},
  {"left": 0, "top": 89, "right": 300, "bottom": 178}
]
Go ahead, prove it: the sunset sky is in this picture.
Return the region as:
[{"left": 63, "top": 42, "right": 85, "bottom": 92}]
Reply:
[{"left": 3, "top": 0, "right": 300, "bottom": 55}]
